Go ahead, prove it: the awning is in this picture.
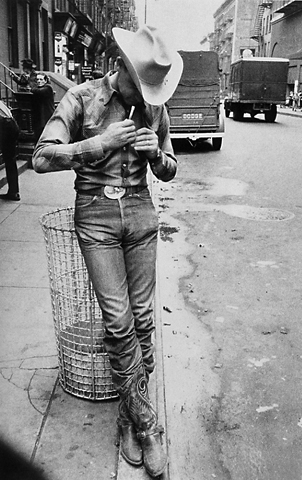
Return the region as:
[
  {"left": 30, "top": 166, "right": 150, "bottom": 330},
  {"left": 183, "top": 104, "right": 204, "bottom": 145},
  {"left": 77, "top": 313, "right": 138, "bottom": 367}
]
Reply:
[
  {"left": 73, "top": 11, "right": 93, "bottom": 27},
  {"left": 54, "top": 12, "right": 94, "bottom": 49},
  {"left": 54, "top": 12, "right": 78, "bottom": 39},
  {"left": 88, "top": 32, "right": 106, "bottom": 54},
  {"left": 75, "top": 27, "right": 93, "bottom": 48}
]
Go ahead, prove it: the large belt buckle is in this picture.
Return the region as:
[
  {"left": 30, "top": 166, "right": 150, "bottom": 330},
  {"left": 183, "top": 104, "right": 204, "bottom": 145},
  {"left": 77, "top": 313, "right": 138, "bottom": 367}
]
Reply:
[{"left": 104, "top": 185, "right": 126, "bottom": 199}]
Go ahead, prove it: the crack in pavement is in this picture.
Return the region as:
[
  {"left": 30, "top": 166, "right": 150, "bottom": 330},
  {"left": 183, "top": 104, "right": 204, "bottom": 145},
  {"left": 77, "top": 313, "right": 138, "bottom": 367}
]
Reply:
[{"left": 0, "top": 355, "right": 58, "bottom": 415}]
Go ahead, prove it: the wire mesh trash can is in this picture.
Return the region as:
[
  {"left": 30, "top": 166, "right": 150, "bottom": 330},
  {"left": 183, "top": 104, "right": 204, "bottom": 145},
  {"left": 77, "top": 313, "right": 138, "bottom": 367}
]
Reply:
[{"left": 40, "top": 207, "right": 118, "bottom": 401}]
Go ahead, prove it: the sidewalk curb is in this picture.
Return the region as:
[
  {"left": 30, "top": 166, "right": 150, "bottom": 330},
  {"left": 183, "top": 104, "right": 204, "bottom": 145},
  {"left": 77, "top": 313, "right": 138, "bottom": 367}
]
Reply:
[{"left": 278, "top": 109, "right": 302, "bottom": 118}]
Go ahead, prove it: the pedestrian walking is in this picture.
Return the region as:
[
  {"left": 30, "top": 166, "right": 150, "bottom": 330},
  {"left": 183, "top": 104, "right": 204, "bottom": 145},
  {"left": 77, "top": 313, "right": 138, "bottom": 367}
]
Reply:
[
  {"left": 292, "top": 91, "right": 299, "bottom": 111},
  {"left": 0, "top": 101, "right": 20, "bottom": 201},
  {"left": 10, "top": 58, "right": 37, "bottom": 92},
  {"left": 32, "top": 25, "right": 183, "bottom": 478},
  {"left": 30, "top": 72, "right": 55, "bottom": 143},
  {"left": 298, "top": 90, "right": 302, "bottom": 110}
]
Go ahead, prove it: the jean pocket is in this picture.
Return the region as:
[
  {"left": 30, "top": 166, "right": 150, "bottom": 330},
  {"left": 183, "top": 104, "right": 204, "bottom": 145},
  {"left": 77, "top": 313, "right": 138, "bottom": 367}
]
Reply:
[
  {"left": 75, "top": 194, "right": 98, "bottom": 209},
  {"left": 133, "top": 188, "right": 152, "bottom": 201}
]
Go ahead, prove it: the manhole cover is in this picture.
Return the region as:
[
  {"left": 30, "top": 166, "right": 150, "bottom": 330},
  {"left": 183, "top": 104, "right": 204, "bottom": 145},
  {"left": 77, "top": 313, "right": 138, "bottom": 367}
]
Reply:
[{"left": 218, "top": 205, "right": 294, "bottom": 221}]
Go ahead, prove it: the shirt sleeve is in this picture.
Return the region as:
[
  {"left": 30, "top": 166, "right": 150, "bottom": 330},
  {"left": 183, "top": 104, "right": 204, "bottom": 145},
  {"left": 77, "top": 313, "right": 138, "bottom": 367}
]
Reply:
[
  {"left": 148, "top": 105, "right": 177, "bottom": 182},
  {"left": 12, "top": 74, "right": 24, "bottom": 86},
  {"left": 32, "top": 90, "right": 105, "bottom": 173}
]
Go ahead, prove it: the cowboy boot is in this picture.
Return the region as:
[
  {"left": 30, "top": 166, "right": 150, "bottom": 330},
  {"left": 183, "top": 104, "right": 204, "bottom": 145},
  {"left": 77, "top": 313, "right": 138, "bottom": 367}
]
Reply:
[
  {"left": 117, "top": 398, "right": 143, "bottom": 466},
  {"left": 137, "top": 423, "right": 166, "bottom": 478},
  {"left": 125, "top": 368, "right": 167, "bottom": 478}
]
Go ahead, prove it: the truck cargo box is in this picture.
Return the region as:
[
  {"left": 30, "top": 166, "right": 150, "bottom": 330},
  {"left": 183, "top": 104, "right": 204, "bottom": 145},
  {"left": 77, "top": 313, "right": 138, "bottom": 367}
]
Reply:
[
  {"left": 167, "top": 50, "right": 224, "bottom": 149},
  {"left": 229, "top": 57, "right": 289, "bottom": 103},
  {"left": 224, "top": 57, "right": 289, "bottom": 122}
]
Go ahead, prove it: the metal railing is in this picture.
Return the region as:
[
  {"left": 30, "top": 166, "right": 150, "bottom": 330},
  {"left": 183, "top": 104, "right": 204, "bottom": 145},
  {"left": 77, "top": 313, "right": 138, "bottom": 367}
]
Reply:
[{"left": 0, "top": 62, "right": 17, "bottom": 108}]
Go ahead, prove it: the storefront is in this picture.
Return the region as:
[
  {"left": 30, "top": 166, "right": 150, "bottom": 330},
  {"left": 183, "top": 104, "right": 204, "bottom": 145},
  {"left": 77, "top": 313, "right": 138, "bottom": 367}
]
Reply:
[{"left": 53, "top": 11, "right": 95, "bottom": 84}]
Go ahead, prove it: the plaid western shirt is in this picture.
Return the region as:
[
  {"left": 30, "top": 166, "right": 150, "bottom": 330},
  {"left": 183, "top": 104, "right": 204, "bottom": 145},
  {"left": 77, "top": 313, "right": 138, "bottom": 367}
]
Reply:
[{"left": 32, "top": 73, "right": 177, "bottom": 192}]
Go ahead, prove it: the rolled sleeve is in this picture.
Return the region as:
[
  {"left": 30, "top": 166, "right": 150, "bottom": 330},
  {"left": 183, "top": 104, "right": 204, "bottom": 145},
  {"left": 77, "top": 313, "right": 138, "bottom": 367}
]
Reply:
[
  {"left": 32, "top": 90, "right": 105, "bottom": 173},
  {"left": 148, "top": 105, "right": 177, "bottom": 182}
]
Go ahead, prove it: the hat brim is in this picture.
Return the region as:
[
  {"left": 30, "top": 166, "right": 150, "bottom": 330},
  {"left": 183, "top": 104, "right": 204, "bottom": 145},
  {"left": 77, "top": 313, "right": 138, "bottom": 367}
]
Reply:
[
  {"left": 22, "top": 63, "right": 36, "bottom": 69},
  {"left": 113, "top": 28, "right": 183, "bottom": 105}
]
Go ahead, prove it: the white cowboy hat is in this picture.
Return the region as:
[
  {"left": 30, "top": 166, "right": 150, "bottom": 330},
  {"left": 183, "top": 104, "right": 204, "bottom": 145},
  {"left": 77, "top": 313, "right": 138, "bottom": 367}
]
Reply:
[{"left": 112, "top": 25, "right": 183, "bottom": 105}]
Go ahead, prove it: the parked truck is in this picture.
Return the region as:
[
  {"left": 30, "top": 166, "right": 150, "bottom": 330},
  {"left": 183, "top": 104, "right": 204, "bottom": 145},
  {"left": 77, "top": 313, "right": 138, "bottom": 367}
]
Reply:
[
  {"left": 167, "top": 50, "right": 224, "bottom": 150},
  {"left": 224, "top": 57, "right": 289, "bottom": 122}
]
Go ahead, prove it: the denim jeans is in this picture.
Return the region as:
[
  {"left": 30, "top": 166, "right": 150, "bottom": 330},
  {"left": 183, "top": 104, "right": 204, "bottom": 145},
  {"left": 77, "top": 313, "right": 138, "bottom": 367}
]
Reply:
[{"left": 74, "top": 187, "right": 158, "bottom": 393}]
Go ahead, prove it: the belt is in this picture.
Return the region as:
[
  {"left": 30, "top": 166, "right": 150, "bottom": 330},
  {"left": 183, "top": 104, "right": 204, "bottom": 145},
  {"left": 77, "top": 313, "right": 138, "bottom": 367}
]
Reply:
[{"left": 77, "top": 185, "right": 146, "bottom": 199}]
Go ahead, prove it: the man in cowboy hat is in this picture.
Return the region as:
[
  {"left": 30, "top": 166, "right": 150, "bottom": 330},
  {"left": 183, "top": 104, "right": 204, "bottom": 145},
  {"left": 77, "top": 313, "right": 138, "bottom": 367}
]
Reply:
[{"left": 32, "top": 25, "right": 183, "bottom": 477}]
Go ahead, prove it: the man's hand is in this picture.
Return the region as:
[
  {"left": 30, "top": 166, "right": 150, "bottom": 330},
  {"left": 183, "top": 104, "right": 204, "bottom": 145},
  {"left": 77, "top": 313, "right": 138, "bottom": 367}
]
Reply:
[
  {"left": 132, "top": 127, "right": 159, "bottom": 159},
  {"left": 101, "top": 119, "right": 136, "bottom": 152}
]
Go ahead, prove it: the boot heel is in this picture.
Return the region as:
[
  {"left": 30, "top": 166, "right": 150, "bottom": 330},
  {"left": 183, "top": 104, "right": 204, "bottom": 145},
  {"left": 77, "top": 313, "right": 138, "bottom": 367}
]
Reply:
[{"left": 138, "top": 425, "right": 167, "bottom": 477}]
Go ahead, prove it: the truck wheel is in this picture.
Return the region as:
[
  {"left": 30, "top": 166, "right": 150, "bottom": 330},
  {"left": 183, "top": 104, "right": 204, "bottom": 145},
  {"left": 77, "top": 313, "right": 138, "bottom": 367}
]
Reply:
[
  {"left": 233, "top": 107, "right": 243, "bottom": 121},
  {"left": 212, "top": 138, "right": 222, "bottom": 150},
  {"left": 265, "top": 105, "right": 277, "bottom": 122}
]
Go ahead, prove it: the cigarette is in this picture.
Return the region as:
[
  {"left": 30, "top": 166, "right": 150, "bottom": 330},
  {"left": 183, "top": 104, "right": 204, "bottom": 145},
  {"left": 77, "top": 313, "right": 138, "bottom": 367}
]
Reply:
[{"left": 129, "top": 106, "right": 135, "bottom": 119}]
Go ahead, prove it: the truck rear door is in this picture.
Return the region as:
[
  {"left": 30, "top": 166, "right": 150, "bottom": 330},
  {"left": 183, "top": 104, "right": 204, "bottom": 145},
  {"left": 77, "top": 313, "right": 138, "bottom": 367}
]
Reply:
[{"left": 167, "top": 50, "right": 221, "bottom": 140}]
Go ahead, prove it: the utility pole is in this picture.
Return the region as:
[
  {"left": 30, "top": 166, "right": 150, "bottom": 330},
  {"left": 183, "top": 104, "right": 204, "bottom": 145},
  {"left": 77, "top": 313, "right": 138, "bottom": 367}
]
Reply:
[{"left": 144, "top": 0, "right": 147, "bottom": 23}]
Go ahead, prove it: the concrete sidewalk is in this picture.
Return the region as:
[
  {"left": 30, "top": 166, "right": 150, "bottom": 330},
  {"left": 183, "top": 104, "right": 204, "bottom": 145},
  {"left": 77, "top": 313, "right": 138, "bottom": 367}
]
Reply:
[
  {"left": 278, "top": 106, "right": 302, "bottom": 118},
  {"left": 0, "top": 168, "right": 167, "bottom": 480}
]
